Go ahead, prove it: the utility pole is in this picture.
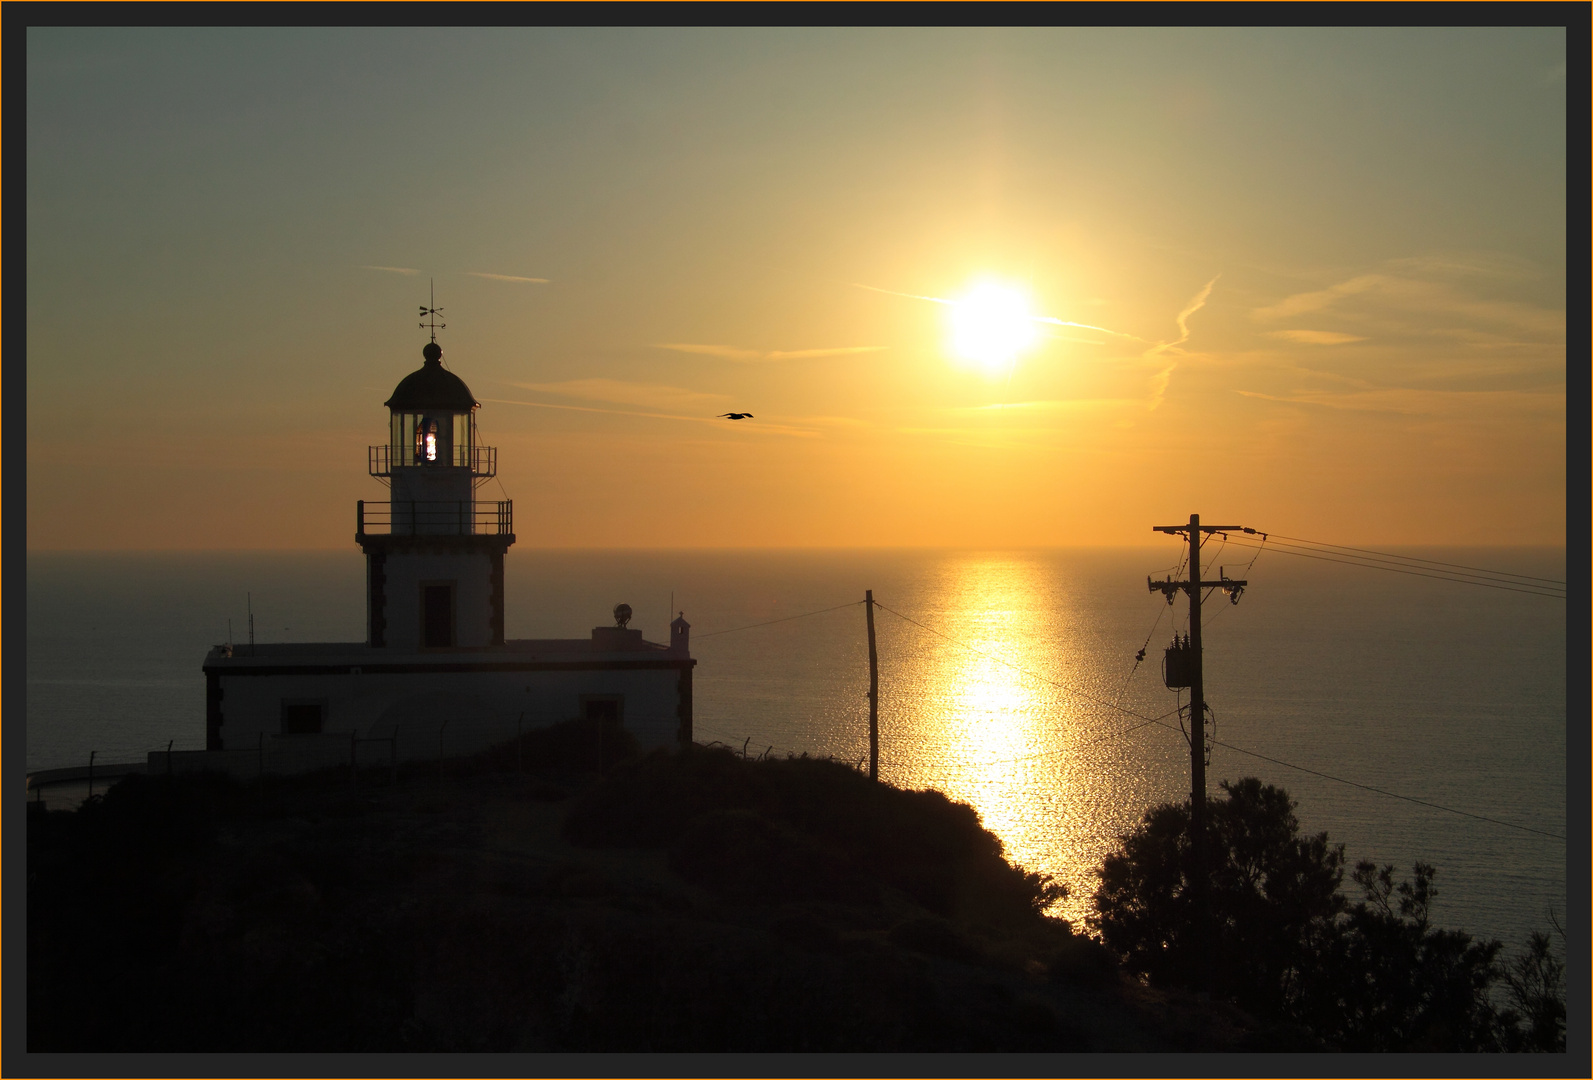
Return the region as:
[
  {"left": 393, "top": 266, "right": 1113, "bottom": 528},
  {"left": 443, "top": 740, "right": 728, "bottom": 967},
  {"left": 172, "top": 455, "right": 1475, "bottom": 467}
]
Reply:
[
  {"left": 1150, "top": 514, "right": 1250, "bottom": 987},
  {"left": 865, "top": 590, "right": 879, "bottom": 781}
]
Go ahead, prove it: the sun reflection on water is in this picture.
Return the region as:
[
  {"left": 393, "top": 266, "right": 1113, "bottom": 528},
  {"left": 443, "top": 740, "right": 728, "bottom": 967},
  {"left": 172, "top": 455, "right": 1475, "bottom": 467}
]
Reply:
[{"left": 876, "top": 552, "right": 1185, "bottom": 927}]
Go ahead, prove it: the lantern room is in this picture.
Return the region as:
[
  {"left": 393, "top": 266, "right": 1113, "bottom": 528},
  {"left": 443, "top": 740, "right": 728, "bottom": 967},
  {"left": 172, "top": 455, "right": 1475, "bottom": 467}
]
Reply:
[
  {"left": 387, "top": 343, "right": 473, "bottom": 468},
  {"left": 367, "top": 341, "right": 497, "bottom": 514}
]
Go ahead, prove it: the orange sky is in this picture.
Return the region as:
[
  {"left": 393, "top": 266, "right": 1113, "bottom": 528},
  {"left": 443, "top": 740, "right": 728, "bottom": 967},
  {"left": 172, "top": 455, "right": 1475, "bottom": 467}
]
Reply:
[{"left": 27, "top": 29, "right": 1566, "bottom": 549}]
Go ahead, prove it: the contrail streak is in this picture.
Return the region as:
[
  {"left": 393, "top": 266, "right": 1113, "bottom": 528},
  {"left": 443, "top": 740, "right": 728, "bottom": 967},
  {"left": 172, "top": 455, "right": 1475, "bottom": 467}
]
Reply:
[
  {"left": 1032, "top": 314, "right": 1148, "bottom": 342},
  {"left": 849, "top": 282, "right": 1148, "bottom": 343},
  {"left": 1145, "top": 275, "right": 1219, "bottom": 410},
  {"left": 1173, "top": 276, "right": 1219, "bottom": 344}
]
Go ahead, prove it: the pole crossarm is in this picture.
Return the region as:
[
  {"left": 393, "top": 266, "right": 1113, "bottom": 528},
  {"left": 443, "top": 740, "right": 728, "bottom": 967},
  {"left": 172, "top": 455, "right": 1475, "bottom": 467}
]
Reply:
[
  {"left": 1148, "top": 575, "right": 1247, "bottom": 596},
  {"left": 1153, "top": 524, "right": 1247, "bottom": 534}
]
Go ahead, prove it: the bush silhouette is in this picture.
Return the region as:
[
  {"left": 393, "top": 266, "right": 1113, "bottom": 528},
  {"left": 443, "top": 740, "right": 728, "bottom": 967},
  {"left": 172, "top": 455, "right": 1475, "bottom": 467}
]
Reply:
[{"left": 1089, "top": 778, "right": 1565, "bottom": 1052}]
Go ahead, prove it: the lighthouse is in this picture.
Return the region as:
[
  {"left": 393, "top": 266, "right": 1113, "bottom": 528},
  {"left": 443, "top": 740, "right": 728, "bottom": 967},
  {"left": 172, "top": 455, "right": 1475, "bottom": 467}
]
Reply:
[
  {"left": 189, "top": 314, "right": 695, "bottom": 776},
  {"left": 358, "top": 339, "right": 513, "bottom": 650}
]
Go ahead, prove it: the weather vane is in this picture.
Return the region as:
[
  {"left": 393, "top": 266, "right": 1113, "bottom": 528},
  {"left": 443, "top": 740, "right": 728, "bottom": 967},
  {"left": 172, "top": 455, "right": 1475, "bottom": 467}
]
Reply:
[{"left": 419, "top": 278, "right": 446, "bottom": 343}]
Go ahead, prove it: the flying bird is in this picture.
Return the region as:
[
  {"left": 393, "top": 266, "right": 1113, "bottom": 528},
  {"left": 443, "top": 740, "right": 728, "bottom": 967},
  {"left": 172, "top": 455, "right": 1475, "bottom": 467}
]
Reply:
[{"left": 717, "top": 412, "right": 754, "bottom": 420}]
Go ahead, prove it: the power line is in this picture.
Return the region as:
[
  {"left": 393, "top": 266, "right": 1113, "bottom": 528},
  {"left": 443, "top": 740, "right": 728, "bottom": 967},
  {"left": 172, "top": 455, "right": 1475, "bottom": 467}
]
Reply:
[
  {"left": 695, "top": 600, "right": 863, "bottom": 639},
  {"left": 1226, "top": 534, "right": 1565, "bottom": 593},
  {"left": 1266, "top": 532, "right": 1566, "bottom": 586},
  {"left": 873, "top": 601, "right": 1155, "bottom": 724},
  {"left": 1251, "top": 535, "right": 1564, "bottom": 591},
  {"left": 876, "top": 595, "right": 1564, "bottom": 845},
  {"left": 1216, "top": 537, "right": 1564, "bottom": 598},
  {"left": 1115, "top": 599, "right": 1172, "bottom": 703},
  {"left": 695, "top": 586, "right": 1564, "bottom": 849},
  {"left": 1143, "top": 719, "right": 1565, "bottom": 842}
]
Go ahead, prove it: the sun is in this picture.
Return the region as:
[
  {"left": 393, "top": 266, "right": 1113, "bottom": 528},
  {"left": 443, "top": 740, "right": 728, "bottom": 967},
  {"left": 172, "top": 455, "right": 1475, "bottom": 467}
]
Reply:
[{"left": 948, "top": 281, "right": 1039, "bottom": 375}]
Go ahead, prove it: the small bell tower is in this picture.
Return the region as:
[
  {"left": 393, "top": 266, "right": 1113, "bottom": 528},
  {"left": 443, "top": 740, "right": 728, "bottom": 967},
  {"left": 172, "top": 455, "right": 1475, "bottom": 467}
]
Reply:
[{"left": 356, "top": 305, "right": 513, "bottom": 649}]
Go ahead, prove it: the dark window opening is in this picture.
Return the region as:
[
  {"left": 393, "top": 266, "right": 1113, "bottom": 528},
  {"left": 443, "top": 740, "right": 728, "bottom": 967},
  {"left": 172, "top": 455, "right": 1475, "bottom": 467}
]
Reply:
[
  {"left": 281, "top": 702, "right": 324, "bottom": 735},
  {"left": 423, "top": 584, "right": 454, "bottom": 647},
  {"left": 584, "top": 698, "right": 620, "bottom": 724}
]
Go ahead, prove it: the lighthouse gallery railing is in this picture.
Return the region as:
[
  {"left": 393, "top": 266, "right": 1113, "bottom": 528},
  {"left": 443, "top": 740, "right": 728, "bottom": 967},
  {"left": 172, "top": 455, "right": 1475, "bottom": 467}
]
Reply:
[
  {"left": 356, "top": 499, "right": 513, "bottom": 537},
  {"left": 368, "top": 444, "right": 497, "bottom": 478}
]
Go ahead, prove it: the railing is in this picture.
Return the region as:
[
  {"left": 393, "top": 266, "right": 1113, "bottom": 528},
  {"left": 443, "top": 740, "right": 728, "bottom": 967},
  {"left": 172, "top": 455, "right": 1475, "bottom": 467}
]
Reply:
[
  {"left": 357, "top": 499, "right": 513, "bottom": 537},
  {"left": 369, "top": 444, "right": 496, "bottom": 478}
]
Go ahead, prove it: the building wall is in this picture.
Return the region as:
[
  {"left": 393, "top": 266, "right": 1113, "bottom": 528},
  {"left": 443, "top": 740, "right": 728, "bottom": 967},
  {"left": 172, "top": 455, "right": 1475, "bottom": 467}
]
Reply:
[
  {"left": 212, "top": 664, "right": 689, "bottom": 765},
  {"left": 378, "top": 548, "right": 497, "bottom": 649},
  {"left": 390, "top": 465, "right": 473, "bottom": 508}
]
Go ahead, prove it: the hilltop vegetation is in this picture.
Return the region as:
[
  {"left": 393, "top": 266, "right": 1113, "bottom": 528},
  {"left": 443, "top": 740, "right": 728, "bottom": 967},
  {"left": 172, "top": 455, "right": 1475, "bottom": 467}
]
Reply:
[
  {"left": 1090, "top": 778, "right": 1566, "bottom": 1052},
  {"left": 31, "top": 722, "right": 1558, "bottom": 1053},
  {"left": 26, "top": 721, "right": 1260, "bottom": 1052}
]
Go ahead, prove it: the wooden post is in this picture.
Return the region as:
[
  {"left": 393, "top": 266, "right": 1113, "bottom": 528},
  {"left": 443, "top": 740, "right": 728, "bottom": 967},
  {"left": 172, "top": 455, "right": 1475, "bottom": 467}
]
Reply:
[
  {"left": 1187, "top": 517, "right": 1207, "bottom": 867},
  {"left": 1150, "top": 514, "right": 1246, "bottom": 995},
  {"left": 1186, "top": 514, "right": 1209, "bottom": 989},
  {"left": 88, "top": 750, "right": 96, "bottom": 800},
  {"left": 866, "top": 590, "right": 879, "bottom": 782}
]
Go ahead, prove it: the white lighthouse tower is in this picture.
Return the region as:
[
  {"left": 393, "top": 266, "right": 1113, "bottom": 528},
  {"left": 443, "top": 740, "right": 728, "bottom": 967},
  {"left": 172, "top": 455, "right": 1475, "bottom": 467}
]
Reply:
[
  {"left": 193, "top": 309, "right": 694, "bottom": 775},
  {"left": 358, "top": 336, "right": 512, "bottom": 649}
]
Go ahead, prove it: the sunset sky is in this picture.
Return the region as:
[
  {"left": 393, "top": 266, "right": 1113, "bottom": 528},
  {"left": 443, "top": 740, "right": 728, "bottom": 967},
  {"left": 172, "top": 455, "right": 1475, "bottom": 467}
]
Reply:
[{"left": 26, "top": 27, "right": 1567, "bottom": 550}]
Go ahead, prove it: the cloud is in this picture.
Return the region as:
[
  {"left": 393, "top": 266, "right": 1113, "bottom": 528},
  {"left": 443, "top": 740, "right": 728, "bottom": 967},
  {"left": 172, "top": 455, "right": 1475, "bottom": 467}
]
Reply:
[
  {"left": 1251, "top": 259, "right": 1563, "bottom": 343},
  {"left": 361, "top": 265, "right": 420, "bottom": 275},
  {"left": 1268, "top": 330, "right": 1368, "bottom": 345},
  {"left": 468, "top": 272, "right": 550, "bottom": 284},
  {"left": 1236, "top": 387, "right": 1564, "bottom": 418},
  {"left": 1252, "top": 273, "right": 1392, "bottom": 321},
  {"left": 509, "top": 378, "right": 728, "bottom": 412},
  {"left": 655, "top": 343, "right": 889, "bottom": 363}
]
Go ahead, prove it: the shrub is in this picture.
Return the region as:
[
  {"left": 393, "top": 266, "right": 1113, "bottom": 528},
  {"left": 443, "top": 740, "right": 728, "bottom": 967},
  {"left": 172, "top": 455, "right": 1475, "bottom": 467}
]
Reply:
[
  {"left": 1090, "top": 778, "right": 1345, "bottom": 1013},
  {"left": 1089, "top": 778, "right": 1561, "bottom": 1052}
]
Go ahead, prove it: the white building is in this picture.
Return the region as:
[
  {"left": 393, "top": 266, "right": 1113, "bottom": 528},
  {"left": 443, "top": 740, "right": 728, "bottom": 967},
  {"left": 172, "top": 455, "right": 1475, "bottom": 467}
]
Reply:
[{"left": 181, "top": 339, "right": 694, "bottom": 776}]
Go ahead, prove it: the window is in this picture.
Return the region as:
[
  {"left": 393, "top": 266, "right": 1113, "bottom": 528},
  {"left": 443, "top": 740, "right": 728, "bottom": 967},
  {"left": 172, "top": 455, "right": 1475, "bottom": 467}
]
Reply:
[
  {"left": 416, "top": 416, "right": 439, "bottom": 463},
  {"left": 281, "top": 701, "right": 324, "bottom": 735},
  {"left": 581, "top": 695, "right": 623, "bottom": 725}
]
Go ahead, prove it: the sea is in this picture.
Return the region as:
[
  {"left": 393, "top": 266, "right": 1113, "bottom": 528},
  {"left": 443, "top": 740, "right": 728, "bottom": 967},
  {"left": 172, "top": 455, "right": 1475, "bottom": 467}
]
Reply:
[{"left": 25, "top": 546, "right": 1568, "bottom": 952}]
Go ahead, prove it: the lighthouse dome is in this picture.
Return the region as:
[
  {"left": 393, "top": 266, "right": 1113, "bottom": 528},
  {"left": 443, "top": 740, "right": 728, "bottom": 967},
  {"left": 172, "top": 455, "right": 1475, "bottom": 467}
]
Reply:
[{"left": 384, "top": 343, "right": 479, "bottom": 411}]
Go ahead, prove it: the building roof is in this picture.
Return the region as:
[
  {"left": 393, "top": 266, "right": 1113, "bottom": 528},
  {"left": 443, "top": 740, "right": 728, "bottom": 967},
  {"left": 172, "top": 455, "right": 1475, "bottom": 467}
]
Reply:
[
  {"left": 202, "top": 635, "right": 688, "bottom": 671},
  {"left": 384, "top": 342, "right": 479, "bottom": 411}
]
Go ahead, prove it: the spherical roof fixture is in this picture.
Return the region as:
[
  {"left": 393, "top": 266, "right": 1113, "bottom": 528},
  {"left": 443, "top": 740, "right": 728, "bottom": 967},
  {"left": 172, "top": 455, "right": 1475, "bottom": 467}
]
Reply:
[{"left": 384, "top": 342, "right": 479, "bottom": 412}]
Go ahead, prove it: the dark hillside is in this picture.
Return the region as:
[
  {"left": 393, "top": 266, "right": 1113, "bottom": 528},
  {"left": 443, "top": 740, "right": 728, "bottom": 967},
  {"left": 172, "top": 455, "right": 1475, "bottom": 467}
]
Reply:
[{"left": 27, "top": 724, "right": 1283, "bottom": 1052}]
